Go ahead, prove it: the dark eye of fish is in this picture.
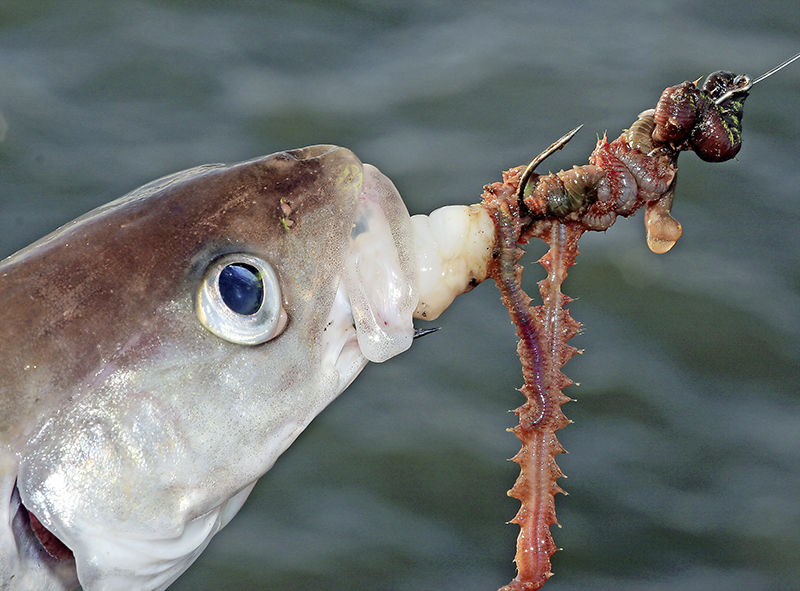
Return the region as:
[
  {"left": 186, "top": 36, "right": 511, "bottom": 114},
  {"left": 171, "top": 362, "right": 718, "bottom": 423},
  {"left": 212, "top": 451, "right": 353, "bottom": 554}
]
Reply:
[
  {"left": 196, "top": 254, "right": 288, "bottom": 345},
  {"left": 218, "top": 264, "right": 263, "bottom": 316}
]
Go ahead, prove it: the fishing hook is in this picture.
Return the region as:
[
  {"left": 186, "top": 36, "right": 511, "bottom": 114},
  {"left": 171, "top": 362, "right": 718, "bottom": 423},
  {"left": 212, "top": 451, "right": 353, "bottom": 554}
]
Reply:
[
  {"left": 715, "top": 51, "right": 800, "bottom": 104},
  {"left": 516, "top": 125, "right": 584, "bottom": 202}
]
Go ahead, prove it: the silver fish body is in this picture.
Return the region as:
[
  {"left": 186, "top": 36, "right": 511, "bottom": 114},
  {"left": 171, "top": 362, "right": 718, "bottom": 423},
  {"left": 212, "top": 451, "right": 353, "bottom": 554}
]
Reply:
[{"left": 0, "top": 145, "right": 420, "bottom": 590}]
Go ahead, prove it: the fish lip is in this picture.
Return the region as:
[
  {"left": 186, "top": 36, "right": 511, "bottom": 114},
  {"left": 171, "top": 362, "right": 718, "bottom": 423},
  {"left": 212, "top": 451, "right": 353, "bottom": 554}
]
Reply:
[{"left": 339, "top": 163, "right": 418, "bottom": 363}]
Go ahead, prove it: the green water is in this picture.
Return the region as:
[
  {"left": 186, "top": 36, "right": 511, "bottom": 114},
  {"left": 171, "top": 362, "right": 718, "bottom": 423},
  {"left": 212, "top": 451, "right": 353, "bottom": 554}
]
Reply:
[{"left": 0, "top": 1, "right": 798, "bottom": 590}]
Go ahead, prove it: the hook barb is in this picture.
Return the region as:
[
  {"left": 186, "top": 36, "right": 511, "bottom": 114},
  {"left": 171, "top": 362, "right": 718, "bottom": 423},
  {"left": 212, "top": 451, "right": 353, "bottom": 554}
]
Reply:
[
  {"left": 413, "top": 326, "right": 442, "bottom": 340},
  {"left": 516, "top": 124, "right": 584, "bottom": 201}
]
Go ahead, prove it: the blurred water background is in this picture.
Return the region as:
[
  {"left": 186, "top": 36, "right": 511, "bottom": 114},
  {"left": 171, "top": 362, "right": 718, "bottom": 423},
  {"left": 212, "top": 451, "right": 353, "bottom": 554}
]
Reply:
[{"left": 0, "top": 1, "right": 798, "bottom": 590}]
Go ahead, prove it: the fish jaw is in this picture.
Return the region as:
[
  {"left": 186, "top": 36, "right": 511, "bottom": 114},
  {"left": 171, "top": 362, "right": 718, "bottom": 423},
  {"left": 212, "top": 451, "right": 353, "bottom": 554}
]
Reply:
[{"left": 1, "top": 145, "right": 419, "bottom": 590}]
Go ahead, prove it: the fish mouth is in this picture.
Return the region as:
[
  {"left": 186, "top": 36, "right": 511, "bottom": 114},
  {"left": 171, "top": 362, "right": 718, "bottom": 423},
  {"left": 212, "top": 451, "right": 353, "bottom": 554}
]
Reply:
[
  {"left": 13, "top": 483, "right": 74, "bottom": 561},
  {"left": 336, "top": 163, "right": 419, "bottom": 364},
  {"left": 319, "top": 163, "right": 420, "bottom": 382},
  {"left": 9, "top": 482, "right": 79, "bottom": 588},
  {"left": 18, "top": 501, "right": 74, "bottom": 561}
]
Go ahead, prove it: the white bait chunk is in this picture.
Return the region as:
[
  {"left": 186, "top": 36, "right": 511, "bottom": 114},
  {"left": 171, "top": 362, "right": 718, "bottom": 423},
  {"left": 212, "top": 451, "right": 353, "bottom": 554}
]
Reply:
[{"left": 410, "top": 204, "right": 495, "bottom": 320}]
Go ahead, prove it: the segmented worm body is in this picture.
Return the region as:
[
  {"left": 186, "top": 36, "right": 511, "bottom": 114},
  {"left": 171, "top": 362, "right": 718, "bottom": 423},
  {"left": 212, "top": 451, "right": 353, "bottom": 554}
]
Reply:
[
  {"left": 518, "top": 70, "right": 749, "bottom": 254},
  {"left": 653, "top": 70, "right": 748, "bottom": 162},
  {"left": 482, "top": 69, "right": 753, "bottom": 590}
]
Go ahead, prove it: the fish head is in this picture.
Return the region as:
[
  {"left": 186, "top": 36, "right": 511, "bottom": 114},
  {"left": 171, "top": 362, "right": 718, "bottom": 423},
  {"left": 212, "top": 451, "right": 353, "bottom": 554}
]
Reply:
[{"left": 0, "top": 145, "right": 419, "bottom": 590}]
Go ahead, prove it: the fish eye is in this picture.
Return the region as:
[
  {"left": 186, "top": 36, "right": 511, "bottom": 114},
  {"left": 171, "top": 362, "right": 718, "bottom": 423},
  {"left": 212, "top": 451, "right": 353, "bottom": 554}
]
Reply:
[
  {"left": 197, "top": 254, "right": 288, "bottom": 345},
  {"left": 219, "top": 263, "right": 263, "bottom": 316}
]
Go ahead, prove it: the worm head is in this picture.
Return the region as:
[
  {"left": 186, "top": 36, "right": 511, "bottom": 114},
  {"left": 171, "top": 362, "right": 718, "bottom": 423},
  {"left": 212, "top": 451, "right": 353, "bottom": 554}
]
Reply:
[{"left": 688, "top": 70, "right": 749, "bottom": 162}]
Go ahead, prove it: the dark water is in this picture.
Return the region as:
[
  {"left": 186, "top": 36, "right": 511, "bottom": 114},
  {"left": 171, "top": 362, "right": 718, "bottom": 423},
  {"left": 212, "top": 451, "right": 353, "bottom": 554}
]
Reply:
[{"left": 1, "top": 1, "right": 798, "bottom": 590}]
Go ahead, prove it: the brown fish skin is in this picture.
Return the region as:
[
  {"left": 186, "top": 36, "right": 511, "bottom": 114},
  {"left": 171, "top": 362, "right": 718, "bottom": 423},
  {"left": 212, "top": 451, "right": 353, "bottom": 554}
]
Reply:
[{"left": 0, "top": 146, "right": 398, "bottom": 590}]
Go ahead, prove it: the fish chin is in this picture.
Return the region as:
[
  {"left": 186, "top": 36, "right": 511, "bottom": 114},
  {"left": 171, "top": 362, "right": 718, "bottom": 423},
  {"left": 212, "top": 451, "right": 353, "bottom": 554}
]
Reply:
[
  {"left": 12, "top": 474, "right": 256, "bottom": 591},
  {"left": 65, "top": 483, "right": 255, "bottom": 591}
]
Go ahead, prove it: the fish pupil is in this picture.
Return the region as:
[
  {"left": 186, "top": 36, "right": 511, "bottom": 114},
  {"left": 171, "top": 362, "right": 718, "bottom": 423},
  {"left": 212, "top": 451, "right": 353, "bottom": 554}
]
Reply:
[{"left": 218, "top": 263, "right": 264, "bottom": 315}]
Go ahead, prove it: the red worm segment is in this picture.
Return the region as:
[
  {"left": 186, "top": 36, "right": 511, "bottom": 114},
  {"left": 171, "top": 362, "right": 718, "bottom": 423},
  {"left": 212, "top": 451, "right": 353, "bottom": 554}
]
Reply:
[{"left": 482, "top": 169, "right": 580, "bottom": 590}]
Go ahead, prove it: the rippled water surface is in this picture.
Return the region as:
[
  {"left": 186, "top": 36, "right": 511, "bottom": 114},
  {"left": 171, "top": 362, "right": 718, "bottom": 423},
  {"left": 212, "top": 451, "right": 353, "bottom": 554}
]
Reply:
[{"left": 1, "top": 1, "right": 798, "bottom": 590}]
